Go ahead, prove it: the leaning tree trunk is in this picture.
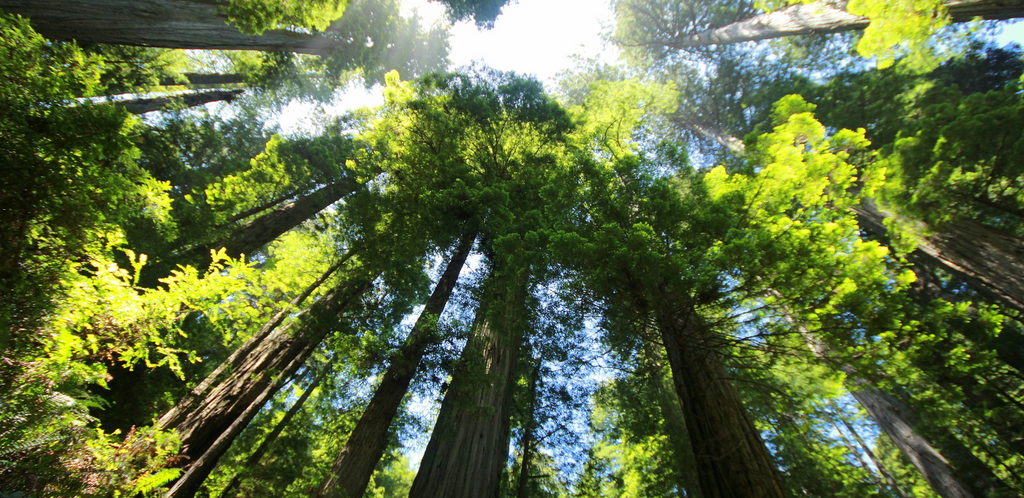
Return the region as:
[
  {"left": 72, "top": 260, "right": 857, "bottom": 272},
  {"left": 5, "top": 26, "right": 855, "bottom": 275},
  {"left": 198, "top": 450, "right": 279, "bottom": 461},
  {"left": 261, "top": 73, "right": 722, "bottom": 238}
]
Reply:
[
  {"left": 854, "top": 201, "right": 1024, "bottom": 373},
  {"left": 158, "top": 264, "right": 377, "bottom": 498},
  {"left": 117, "top": 89, "right": 245, "bottom": 114},
  {"left": 160, "top": 73, "right": 246, "bottom": 88},
  {"left": 408, "top": 269, "right": 530, "bottom": 498},
  {"left": 780, "top": 303, "right": 989, "bottom": 498},
  {"left": 217, "top": 365, "right": 329, "bottom": 498},
  {"left": 513, "top": 359, "right": 541, "bottom": 498},
  {"left": 0, "top": 0, "right": 345, "bottom": 55},
  {"left": 830, "top": 403, "right": 910, "bottom": 498},
  {"left": 317, "top": 230, "right": 477, "bottom": 498},
  {"left": 655, "top": 304, "right": 786, "bottom": 498},
  {"left": 666, "top": 0, "right": 1024, "bottom": 49}
]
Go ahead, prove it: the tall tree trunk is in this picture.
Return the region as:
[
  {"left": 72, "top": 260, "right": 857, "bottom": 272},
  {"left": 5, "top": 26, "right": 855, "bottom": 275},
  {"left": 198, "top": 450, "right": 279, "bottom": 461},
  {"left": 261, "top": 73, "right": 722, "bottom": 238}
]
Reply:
[
  {"left": 117, "top": 89, "right": 244, "bottom": 114},
  {"left": 217, "top": 365, "right": 330, "bottom": 498},
  {"left": 780, "top": 302, "right": 988, "bottom": 498},
  {"left": 158, "top": 264, "right": 378, "bottom": 498},
  {"left": 655, "top": 305, "right": 786, "bottom": 498},
  {"left": 159, "top": 249, "right": 353, "bottom": 433},
  {"left": 0, "top": 0, "right": 346, "bottom": 55},
  {"left": 643, "top": 342, "right": 704, "bottom": 498},
  {"left": 665, "top": 0, "right": 1024, "bottom": 49},
  {"left": 849, "top": 385, "right": 981, "bottom": 498},
  {"left": 854, "top": 202, "right": 1024, "bottom": 373},
  {"left": 316, "top": 230, "right": 477, "bottom": 498},
  {"left": 160, "top": 73, "right": 246, "bottom": 88},
  {"left": 830, "top": 404, "right": 910, "bottom": 498},
  {"left": 513, "top": 360, "right": 541, "bottom": 498},
  {"left": 408, "top": 269, "right": 530, "bottom": 498}
]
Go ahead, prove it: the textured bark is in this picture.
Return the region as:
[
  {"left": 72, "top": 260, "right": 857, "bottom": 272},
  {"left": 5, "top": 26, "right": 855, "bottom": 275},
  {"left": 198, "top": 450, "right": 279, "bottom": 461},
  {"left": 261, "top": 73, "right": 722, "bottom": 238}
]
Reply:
[
  {"left": 117, "top": 89, "right": 244, "bottom": 114},
  {"left": 668, "top": 0, "right": 1024, "bottom": 49},
  {"left": 780, "top": 302, "right": 985, "bottom": 498},
  {"left": 157, "top": 250, "right": 353, "bottom": 434},
  {"left": 854, "top": 201, "right": 1024, "bottom": 318},
  {"left": 643, "top": 343, "right": 703, "bottom": 498},
  {"left": 850, "top": 386, "right": 978, "bottom": 498},
  {"left": 316, "top": 231, "right": 476, "bottom": 498},
  {"left": 513, "top": 360, "right": 541, "bottom": 498},
  {"left": 656, "top": 306, "right": 785, "bottom": 498},
  {"left": 199, "top": 178, "right": 360, "bottom": 262},
  {"left": 217, "top": 366, "right": 328, "bottom": 498},
  {"left": 832, "top": 405, "right": 910, "bottom": 498},
  {"left": 159, "top": 265, "right": 376, "bottom": 498},
  {"left": 0, "top": 0, "right": 345, "bottom": 55},
  {"left": 159, "top": 73, "right": 246, "bottom": 88},
  {"left": 408, "top": 270, "right": 529, "bottom": 498}
]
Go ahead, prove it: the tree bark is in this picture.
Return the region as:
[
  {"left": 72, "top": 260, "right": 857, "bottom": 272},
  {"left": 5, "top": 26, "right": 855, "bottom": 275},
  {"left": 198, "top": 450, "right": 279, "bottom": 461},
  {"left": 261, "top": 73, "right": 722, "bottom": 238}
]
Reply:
[
  {"left": 316, "top": 230, "right": 477, "bottom": 498},
  {"left": 854, "top": 200, "right": 1024, "bottom": 317},
  {"left": 656, "top": 305, "right": 786, "bottom": 498},
  {"left": 160, "top": 73, "right": 246, "bottom": 88},
  {"left": 666, "top": 0, "right": 1024, "bottom": 49},
  {"left": 117, "top": 89, "right": 244, "bottom": 114},
  {"left": 0, "top": 0, "right": 346, "bottom": 55},
  {"left": 158, "top": 264, "right": 377, "bottom": 498},
  {"left": 830, "top": 404, "right": 910, "bottom": 498},
  {"left": 849, "top": 385, "right": 979, "bottom": 498},
  {"left": 513, "top": 360, "right": 541, "bottom": 498},
  {"left": 408, "top": 269, "right": 530, "bottom": 498},
  {"left": 216, "top": 365, "right": 329, "bottom": 498}
]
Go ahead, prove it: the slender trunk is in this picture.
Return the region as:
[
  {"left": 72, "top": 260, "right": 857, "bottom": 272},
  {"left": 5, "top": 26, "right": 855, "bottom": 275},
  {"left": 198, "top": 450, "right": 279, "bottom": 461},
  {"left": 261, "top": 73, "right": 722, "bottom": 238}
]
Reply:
[
  {"left": 160, "top": 73, "right": 246, "bottom": 88},
  {"left": 849, "top": 386, "right": 979, "bottom": 498},
  {"left": 408, "top": 269, "right": 530, "bottom": 498},
  {"left": 0, "top": 0, "right": 346, "bottom": 55},
  {"left": 316, "top": 230, "right": 477, "bottom": 498},
  {"left": 779, "top": 301, "right": 985, "bottom": 498},
  {"left": 665, "top": 0, "right": 1024, "bottom": 49},
  {"left": 683, "top": 120, "right": 747, "bottom": 155},
  {"left": 656, "top": 305, "right": 785, "bottom": 498},
  {"left": 192, "top": 178, "right": 360, "bottom": 263},
  {"left": 831, "top": 405, "right": 910, "bottom": 498},
  {"left": 514, "top": 360, "right": 541, "bottom": 498},
  {"left": 223, "top": 190, "right": 302, "bottom": 225},
  {"left": 159, "top": 265, "right": 377, "bottom": 498},
  {"left": 158, "top": 249, "right": 353, "bottom": 433},
  {"left": 217, "top": 366, "right": 329, "bottom": 498},
  {"left": 117, "top": 89, "right": 245, "bottom": 114},
  {"left": 830, "top": 416, "right": 899, "bottom": 497}
]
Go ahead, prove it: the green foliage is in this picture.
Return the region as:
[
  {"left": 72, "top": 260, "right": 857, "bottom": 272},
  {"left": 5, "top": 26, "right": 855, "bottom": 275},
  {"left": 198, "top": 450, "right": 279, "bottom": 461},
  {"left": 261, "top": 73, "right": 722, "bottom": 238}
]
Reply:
[{"left": 224, "top": 0, "right": 348, "bottom": 34}]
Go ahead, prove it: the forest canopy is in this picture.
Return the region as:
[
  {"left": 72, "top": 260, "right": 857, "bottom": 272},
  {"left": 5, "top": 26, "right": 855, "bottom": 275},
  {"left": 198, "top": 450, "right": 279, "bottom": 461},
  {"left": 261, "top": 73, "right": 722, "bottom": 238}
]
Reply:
[{"left": 2, "top": 0, "right": 1024, "bottom": 497}]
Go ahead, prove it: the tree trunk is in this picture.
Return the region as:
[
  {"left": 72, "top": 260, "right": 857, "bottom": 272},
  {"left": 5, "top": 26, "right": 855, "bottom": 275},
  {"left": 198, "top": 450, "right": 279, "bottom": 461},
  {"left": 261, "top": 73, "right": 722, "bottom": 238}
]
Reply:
[
  {"left": 643, "top": 342, "right": 703, "bottom": 498},
  {"left": 854, "top": 200, "right": 1024, "bottom": 318},
  {"left": 316, "top": 230, "right": 477, "bottom": 498},
  {"left": 158, "top": 249, "right": 353, "bottom": 434},
  {"left": 849, "top": 385, "right": 979, "bottom": 498},
  {"left": 217, "top": 365, "right": 329, "bottom": 498},
  {"left": 854, "top": 201, "right": 1024, "bottom": 373},
  {"left": 0, "top": 0, "right": 345, "bottom": 55},
  {"left": 160, "top": 73, "right": 246, "bottom": 88},
  {"left": 831, "top": 404, "right": 910, "bottom": 498},
  {"left": 408, "top": 269, "right": 530, "bottom": 498},
  {"left": 117, "top": 89, "right": 244, "bottom": 114},
  {"left": 780, "top": 301, "right": 987, "bottom": 498},
  {"left": 656, "top": 305, "right": 786, "bottom": 498},
  {"left": 158, "top": 265, "right": 377, "bottom": 498},
  {"left": 681, "top": 119, "right": 747, "bottom": 155},
  {"left": 666, "top": 0, "right": 1024, "bottom": 49},
  {"left": 513, "top": 360, "right": 541, "bottom": 498}
]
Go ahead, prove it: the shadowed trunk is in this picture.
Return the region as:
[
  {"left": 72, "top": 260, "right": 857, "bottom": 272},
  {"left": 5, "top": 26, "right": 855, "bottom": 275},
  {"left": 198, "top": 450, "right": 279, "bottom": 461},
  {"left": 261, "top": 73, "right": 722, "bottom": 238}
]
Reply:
[
  {"left": 158, "top": 264, "right": 377, "bottom": 498},
  {"left": 0, "top": 0, "right": 346, "bottom": 55},
  {"left": 316, "top": 230, "right": 476, "bottom": 498},
  {"left": 408, "top": 269, "right": 529, "bottom": 498},
  {"left": 216, "top": 366, "right": 329, "bottom": 498},
  {"left": 830, "top": 404, "right": 910, "bottom": 498},
  {"left": 117, "top": 89, "right": 244, "bottom": 114},
  {"left": 656, "top": 305, "right": 785, "bottom": 498},
  {"left": 160, "top": 73, "right": 246, "bottom": 87},
  {"left": 665, "top": 0, "right": 1024, "bottom": 49},
  {"left": 513, "top": 360, "right": 541, "bottom": 498}
]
